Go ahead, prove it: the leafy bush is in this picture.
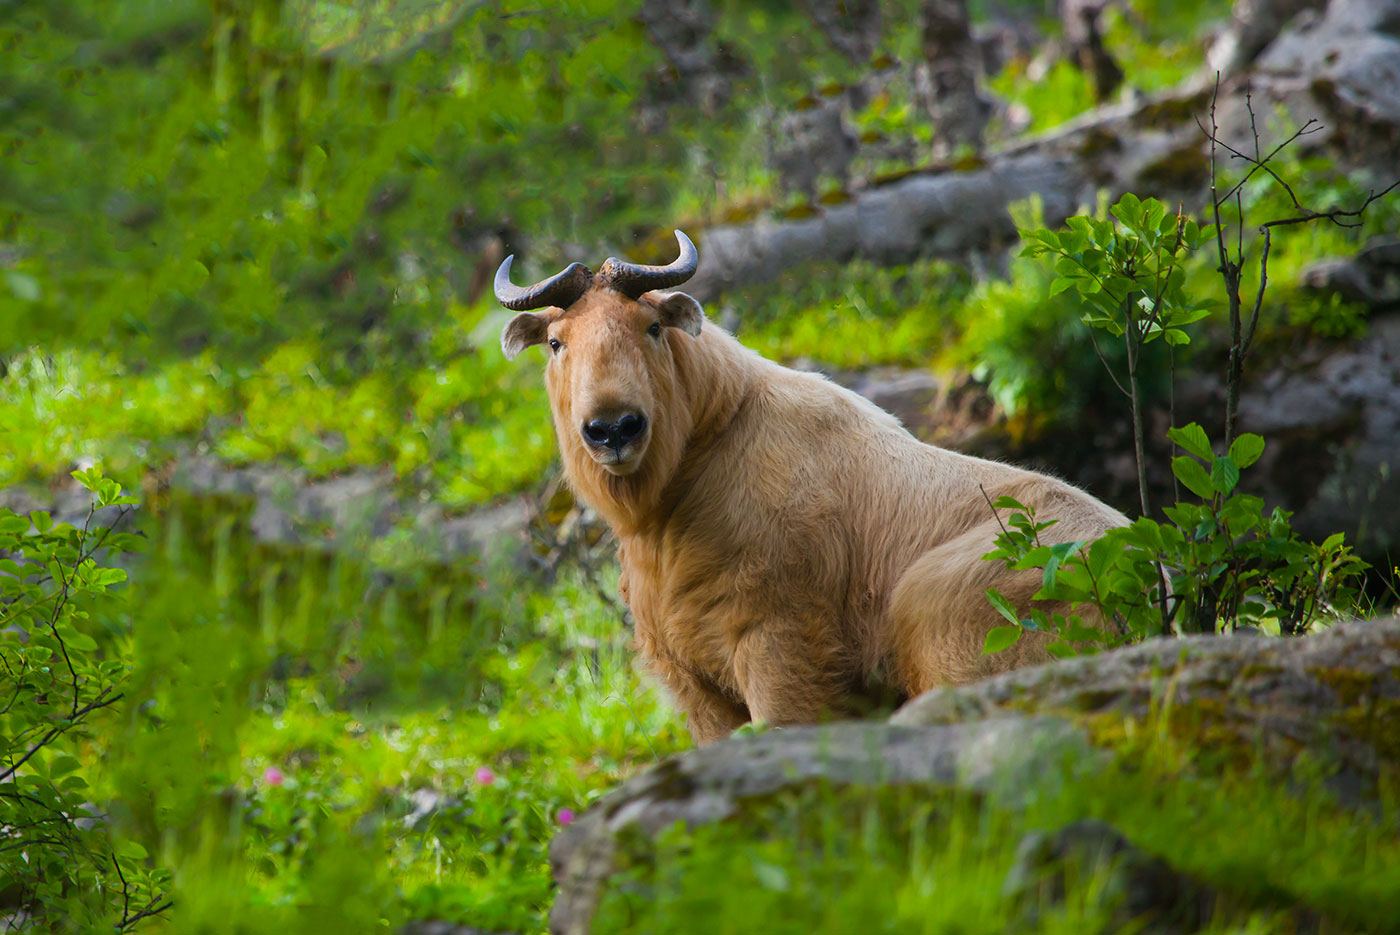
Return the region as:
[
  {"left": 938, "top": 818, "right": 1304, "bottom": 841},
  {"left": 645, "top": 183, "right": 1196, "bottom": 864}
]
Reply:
[
  {"left": 984, "top": 182, "right": 1386, "bottom": 653},
  {"left": 0, "top": 470, "right": 170, "bottom": 930},
  {"left": 983, "top": 422, "right": 1368, "bottom": 655}
]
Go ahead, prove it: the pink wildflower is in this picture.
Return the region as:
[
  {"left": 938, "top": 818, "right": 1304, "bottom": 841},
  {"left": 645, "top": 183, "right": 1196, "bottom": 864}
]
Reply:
[
  {"left": 262, "top": 766, "right": 285, "bottom": 787},
  {"left": 474, "top": 766, "right": 496, "bottom": 787},
  {"left": 558, "top": 808, "right": 576, "bottom": 826}
]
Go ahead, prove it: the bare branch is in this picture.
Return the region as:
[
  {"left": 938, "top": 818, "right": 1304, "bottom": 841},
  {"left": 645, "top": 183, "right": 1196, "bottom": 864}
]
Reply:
[
  {"left": 1085, "top": 326, "right": 1131, "bottom": 399},
  {"left": 1260, "top": 179, "right": 1400, "bottom": 231},
  {"left": 979, "top": 484, "right": 1012, "bottom": 540},
  {"left": 1244, "top": 224, "right": 1271, "bottom": 353}
]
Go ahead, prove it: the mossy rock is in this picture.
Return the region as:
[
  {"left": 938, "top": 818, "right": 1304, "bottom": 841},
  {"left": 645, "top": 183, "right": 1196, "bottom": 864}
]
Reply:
[
  {"left": 894, "top": 616, "right": 1400, "bottom": 797},
  {"left": 551, "top": 618, "right": 1400, "bottom": 934}
]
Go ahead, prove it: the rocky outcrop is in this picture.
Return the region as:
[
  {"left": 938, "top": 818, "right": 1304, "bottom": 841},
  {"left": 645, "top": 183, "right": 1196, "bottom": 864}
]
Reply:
[
  {"left": 894, "top": 617, "right": 1400, "bottom": 795},
  {"left": 1302, "top": 236, "right": 1400, "bottom": 311},
  {"left": 549, "top": 716, "right": 1097, "bottom": 935},
  {"left": 1001, "top": 819, "right": 1325, "bottom": 935},
  {"left": 549, "top": 616, "right": 1400, "bottom": 934},
  {"left": 1236, "top": 314, "right": 1400, "bottom": 553}
]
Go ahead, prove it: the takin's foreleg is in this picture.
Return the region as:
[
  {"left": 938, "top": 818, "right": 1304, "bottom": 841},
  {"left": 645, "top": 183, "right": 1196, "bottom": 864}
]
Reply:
[
  {"left": 887, "top": 519, "right": 1090, "bottom": 697},
  {"left": 731, "top": 620, "right": 856, "bottom": 729},
  {"left": 643, "top": 647, "right": 751, "bottom": 745}
]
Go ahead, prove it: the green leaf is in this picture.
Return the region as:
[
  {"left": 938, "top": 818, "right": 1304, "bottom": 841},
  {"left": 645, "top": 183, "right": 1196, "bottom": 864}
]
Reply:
[
  {"left": 1166, "top": 423, "right": 1213, "bottom": 461},
  {"left": 1045, "top": 641, "right": 1077, "bottom": 659},
  {"left": 115, "top": 840, "right": 148, "bottom": 860},
  {"left": 1228, "top": 433, "right": 1265, "bottom": 469},
  {"left": 1210, "top": 455, "right": 1240, "bottom": 495},
  {"left": 1172, "top": 457, "right": 1215, "bottom": 499},
  {"left": 55, "top": 626, "right": 99, "bottom": 653},
  {"left": 1144, "top": 198, "right": 1166, "bottom": 232},
  {"left": 990, "top": 495, "right": 1030, "bottom": 512},
  {"left": 48, "top": 755, "right": 82, "bottom": 778},
  {"left": 1086, "top": 536, "right": 1118, "bottom": 579},
  {"left": 1048, "top": 276, "right": 1076, "bottom": 296},
  {"left": 0, "top": 515, "right": 29, "bottom": 535},
  {"left": 985, "top": 588, "right": 1021, "bottom": 625},
  {"left": 983, "top": 625, "right": 1022, "bottom": 654}
]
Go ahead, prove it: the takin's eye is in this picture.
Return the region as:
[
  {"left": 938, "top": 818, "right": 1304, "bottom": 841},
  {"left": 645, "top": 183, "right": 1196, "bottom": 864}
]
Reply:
[
  {"left": 548, "top": 338, "right": 562, "bottom": 355},
  {"left": 647, "top": 321, "right": 662, "bottom": 338}
]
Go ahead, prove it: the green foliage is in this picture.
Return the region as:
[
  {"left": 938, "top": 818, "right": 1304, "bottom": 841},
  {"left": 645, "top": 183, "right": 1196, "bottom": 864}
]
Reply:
[
  {"left": 0, "top": 470, "right": 170, "bottom": 930},
  {"left": 987, "top": 1, "right": 1218, "bottom": 135},
  {"left": 1019, "top": 193, "right": 1214, "bottom": 351},
  {"left": 983, "top": 425, "right": 1368, "bottom": 653},
  {"left": 731, "top": 258, "right": 973, "bottom": 369},
  {"left": 989, "top": 184, "right": 1383, "bottom": 658}
]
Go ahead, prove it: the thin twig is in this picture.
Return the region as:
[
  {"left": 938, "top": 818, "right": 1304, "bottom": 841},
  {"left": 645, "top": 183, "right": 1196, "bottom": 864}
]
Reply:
[
  {"left": 1085, "top": 327, "right": 1131, "bottom": 398},
  {"left": 979, "top": 484, "right": 1012, "bottom": 540},
  {"left": 119, "top": 899, "right": 174, "bottom": 932},
  {"left": 1260, "top": 179, "right": 1400, "bottom": 231}
]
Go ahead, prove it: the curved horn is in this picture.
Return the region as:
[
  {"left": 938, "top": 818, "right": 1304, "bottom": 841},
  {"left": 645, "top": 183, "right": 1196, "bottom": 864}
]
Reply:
[
  {"left": 598, "top": 230, "right": 699, "bottom": 299},
  {"left": 493, "top": 256, "right": 594, "bottom": 311}
]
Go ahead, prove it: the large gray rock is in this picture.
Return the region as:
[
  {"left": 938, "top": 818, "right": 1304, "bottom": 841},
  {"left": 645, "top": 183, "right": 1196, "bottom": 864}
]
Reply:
[
  {"left": 894, "top": 616, "right": 1400, "bottom": 797},
  {"left": 690, "top": 151, "right": 1087, "bottom": 301},
  {"left": 549, "top": 716, "right": 1095, "bottom": 935},
  {"left": 1002, "top": 818, "right": 1326, "bottom": 935},
  {"left": 1237, "top": 315, "right": 1400, "bottom": 552},
  {"left": 1, "top": 451, "right": 534, "bottom": 569},
  {"left": 550, "top": 617, "right": 1400, "bottom": 933}
]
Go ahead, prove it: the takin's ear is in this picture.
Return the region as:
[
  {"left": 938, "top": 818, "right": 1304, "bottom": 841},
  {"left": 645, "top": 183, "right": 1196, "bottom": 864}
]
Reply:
[
  {"left": 500, "top": 310, "right": 553, "bottom": 361},
  {"left": 644, "top": 291, "right": 705, "bottom": 338}
]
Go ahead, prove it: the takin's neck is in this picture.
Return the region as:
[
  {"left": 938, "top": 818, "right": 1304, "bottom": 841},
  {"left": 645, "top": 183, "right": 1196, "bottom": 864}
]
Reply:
[{"left": 565, "top": 323, "right": 760, "bottom": 539}]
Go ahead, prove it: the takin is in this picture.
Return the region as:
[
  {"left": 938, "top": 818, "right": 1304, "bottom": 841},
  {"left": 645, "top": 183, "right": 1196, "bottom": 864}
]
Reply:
[{"left": 497, "top": 230, "right": 1128, "bottom": 744}]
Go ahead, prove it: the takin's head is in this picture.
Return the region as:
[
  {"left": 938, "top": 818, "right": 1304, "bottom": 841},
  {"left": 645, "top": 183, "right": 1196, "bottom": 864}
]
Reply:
[{"left": 497, "top": 230, "right": 705, "bottom": 489}]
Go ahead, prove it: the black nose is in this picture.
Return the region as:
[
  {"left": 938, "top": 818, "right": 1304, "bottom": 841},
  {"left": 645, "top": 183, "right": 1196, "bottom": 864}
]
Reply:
[{"left": 582, "top": 413, "right": 647, "bottom": 450}]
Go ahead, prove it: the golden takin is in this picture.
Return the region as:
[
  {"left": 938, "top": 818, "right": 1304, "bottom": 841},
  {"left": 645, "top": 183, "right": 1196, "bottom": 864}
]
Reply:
[{"left": 498, "top": 230, "right": 1127, "bottom": 744}]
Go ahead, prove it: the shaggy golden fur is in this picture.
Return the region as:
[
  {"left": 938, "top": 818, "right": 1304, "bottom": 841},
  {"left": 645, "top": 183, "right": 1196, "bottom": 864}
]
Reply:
[{"left": 504, "top": 284, "right": 1128, "bottom": 744}]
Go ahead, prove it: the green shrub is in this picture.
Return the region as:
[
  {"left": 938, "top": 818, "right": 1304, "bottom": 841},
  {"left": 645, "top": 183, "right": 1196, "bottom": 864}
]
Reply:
[
  {"left": 984, "top": 182, "right": 1388, "bottom": 653},
  {"left": 0, "top": 470, "right": 170, "bottom": 930},
  {"left": 982, "top": 423, "right": 1368, "bottom": 655}
]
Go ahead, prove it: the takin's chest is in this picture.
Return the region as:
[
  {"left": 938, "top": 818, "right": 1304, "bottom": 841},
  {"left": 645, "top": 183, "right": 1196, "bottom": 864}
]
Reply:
[{"left": 616, "top": 525, "right": 859, "bottom": 676}]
